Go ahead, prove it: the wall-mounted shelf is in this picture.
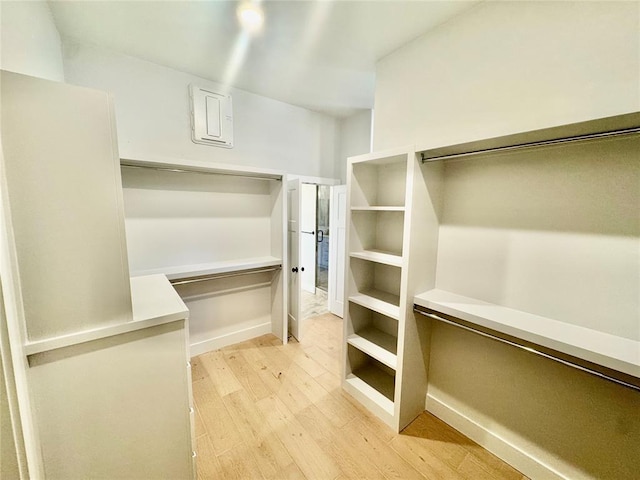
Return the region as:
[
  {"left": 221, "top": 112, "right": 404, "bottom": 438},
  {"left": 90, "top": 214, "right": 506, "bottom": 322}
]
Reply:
[
  {"left": 121, "top": 156, "right": 284, "bottom": 181},
  {"left": 414, "top": 289, "right": 640, "bottom": 387},
  {"left": 131, "top": 256, "right": 282, "bottom": 282},
  {"left": 417, "top": 111, "right": 640, "bottom": 162}
]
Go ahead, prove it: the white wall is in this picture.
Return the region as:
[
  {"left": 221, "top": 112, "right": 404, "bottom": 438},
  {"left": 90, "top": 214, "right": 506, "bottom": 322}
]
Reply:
[
  {"left": 374, "top": 1, "right": 640, "bottom": 151},
  {"left": 336, "top": 109, "right": 372, "bottom": 182},
  {"left": 0, "top": 1, "right": 64, "bottom": 82},
  {"left": 374, "top": 2, "right": 640, "bottom": 479},
  {"left": 62, "top": 42, "right": 340, "bottom": 178}
]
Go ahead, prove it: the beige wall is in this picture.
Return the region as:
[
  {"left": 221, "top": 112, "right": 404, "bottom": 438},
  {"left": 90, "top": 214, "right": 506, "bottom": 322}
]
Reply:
[{"left": 373, "top": 2, "right": 640, "bottom": 479}]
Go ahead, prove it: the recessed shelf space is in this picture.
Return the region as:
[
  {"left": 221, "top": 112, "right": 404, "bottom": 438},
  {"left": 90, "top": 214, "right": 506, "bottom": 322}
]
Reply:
[
  {"left": 349, "top": 257, "right": 401, "bottom": 319},
  {"left": 350, "top": 209, "right": 404, "bottom": 258},
  {"left": 119, "top": 157, "right": 287, "bottom": 352},
  {"left": 345, "top": 345, "right": 396, "bottom": 416},
  {"left": 346, "top": 302, "right": 398, "bottom": 369},
  {"left": 350, "top": 154, "right": 408, "bottom": 208}
]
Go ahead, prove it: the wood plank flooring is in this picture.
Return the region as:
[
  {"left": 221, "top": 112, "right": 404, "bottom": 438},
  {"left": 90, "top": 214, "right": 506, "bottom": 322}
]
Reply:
[{"left": 191, "top": 313, "right": 528, "bottom": 480}]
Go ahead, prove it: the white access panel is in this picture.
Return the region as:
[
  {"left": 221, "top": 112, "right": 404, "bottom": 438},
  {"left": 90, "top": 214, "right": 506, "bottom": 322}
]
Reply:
[{"left": 190, "top": 84, "right": 233, "bottom": 148}]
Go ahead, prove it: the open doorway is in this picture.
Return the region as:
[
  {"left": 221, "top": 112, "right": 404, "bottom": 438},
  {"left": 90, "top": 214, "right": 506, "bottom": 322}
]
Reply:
[{"left": 300, "top": 183, "right": 330, "bottom": 319}]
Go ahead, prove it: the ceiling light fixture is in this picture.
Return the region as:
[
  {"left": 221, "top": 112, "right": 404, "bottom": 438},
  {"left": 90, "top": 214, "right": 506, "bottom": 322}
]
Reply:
[{"left": 237, "top": 1, "right": 264, "bottom": 33}]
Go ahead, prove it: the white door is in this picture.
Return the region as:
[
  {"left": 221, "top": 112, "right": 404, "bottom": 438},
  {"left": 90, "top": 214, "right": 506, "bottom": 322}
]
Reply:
[
  {"left": 329, "top": 185, "right": 347, "bottom": 318},
  {"left": 300, "top": 183, "right": 317, "bottom": 294},
  {"left": 287, "top": 178, "right": 302, "bottom": 340}
]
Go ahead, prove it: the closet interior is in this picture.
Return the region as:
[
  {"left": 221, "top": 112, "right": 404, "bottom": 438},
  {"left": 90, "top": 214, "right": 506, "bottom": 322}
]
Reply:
[{"left": 343, "top": 113, "right": 640, "bottom": 432}]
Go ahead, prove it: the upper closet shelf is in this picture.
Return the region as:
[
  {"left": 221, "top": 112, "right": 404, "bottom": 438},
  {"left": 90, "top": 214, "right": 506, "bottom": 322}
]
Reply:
[
  {"left": 350, "top": 250, "right": 403, "bottom": 267},
  {"left": 417, "top": 111, "right": 640, "bottom": 162},
  {"left": 414, "top": 289, "right": 640, "bottom": 382},
  {"left": 130, "top": 256, "right": 283, "bottom": 282},
  {"left": 24, "top": 275, "right": 188, "bottom": 356},
  {"left": 351, "top": 206, "right": 405, "bottom": 212},
  {"left": 120, "top": 155, "right": 284, "bottom": 180}
]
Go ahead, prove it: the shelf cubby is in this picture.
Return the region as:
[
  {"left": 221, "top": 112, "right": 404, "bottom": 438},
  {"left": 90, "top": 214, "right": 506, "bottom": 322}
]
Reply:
[
  {"left": 350, "top": 153, "right": 408, "bottom": 208},
  {"left": 350, "top": 209, "right": 404, "bottom": 258},
  {"left": 346, "top": 302, "right": 398, "bottom": 369},
  {"left": 348, "top": 257, "right": 401, "bottom": 318},
  {"left": 345, "top": 345, "right": 396, "bottom": 417}
]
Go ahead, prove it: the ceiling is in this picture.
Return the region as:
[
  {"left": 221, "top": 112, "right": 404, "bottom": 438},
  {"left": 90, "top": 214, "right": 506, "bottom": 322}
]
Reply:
[{"left": 49, "top": 0, "right": 479, "bottom": 117}]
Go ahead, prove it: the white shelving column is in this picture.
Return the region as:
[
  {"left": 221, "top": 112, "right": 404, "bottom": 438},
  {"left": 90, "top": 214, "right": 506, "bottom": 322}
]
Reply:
[{"left": 342, "top": 146, "right": 438, "bottom": 431}]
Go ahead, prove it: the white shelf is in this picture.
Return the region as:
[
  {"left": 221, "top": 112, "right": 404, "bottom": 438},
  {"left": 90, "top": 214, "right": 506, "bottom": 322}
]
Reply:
[
  {"left": 24, "top": 275, "right": 188, "bottom": 356},
  {"left": 347, "top": 328, "right": 398, "bottom": 370},
  {"left": 351, "top": 206, "right": 405, "bottom": 212},
  {"left": 130, "top": 256, "right": 282, "bottom": 281},
  {"left": 344, "top": 368, "right": 395, "bottom": 416},
  {"left": 121, "top": 155, "right": 284, "bottom": 180},
  {"left": 414, "top": 289, "right": 640, "bottom": 379},
  {"left": 350, "top": 249, "right": 403, "bottom": 267},
  {"left": 349, "top": 291, "right": 401, "bottom": 320}
]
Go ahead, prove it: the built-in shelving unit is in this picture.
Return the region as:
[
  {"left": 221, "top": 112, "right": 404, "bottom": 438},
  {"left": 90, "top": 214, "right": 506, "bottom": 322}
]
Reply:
[
  {"left": 343, "top": 146, "right": 434, "bottom": 432},
  {"left": 343, "top": 112, "right": 640, "bottom": 434},
  {"left": 411, "top": 112, "right": 640, "bottom": 390},
  {"left": 120, "top": 156, "right": 287, "bottom": 355}
]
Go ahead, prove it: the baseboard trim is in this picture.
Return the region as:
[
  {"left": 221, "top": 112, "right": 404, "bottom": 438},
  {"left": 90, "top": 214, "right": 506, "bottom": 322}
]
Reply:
[
  {"left": 426, "top": 394, "right": 567, "bottom": 480},
  {"left": 190, "top": 322, "right": 271, "bottom": 357}
]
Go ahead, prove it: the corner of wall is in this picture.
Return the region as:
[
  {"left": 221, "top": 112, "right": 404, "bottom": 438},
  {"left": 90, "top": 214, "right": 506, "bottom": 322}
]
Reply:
[{"left": 0, "top": 1, "right": 64, "bottom": 82}]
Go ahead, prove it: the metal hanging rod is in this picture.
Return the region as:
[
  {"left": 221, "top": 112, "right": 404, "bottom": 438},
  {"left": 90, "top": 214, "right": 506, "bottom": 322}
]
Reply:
[
  {"left": 414, "top": 306, "right": 640, "bottom": 393},
  {"left": 420, "top": 126, "right": 640, "bottom": 163},
  {"left": 170, "top": 265, "right": 281, "bottom": 286},
  {"left": 120, "top": 163, "right": 282, "bottom": 182}
]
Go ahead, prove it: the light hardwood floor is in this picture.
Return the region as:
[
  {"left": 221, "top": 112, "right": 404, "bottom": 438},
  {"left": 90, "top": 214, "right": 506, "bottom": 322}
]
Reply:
[{"left": 191, "top": 313, "right": 528, "bottom": 480}]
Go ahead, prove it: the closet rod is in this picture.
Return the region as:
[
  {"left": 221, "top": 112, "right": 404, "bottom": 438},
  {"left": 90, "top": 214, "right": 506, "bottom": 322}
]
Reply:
[
  {"left": 170, "top": 265, "right": 282, "bottom": 286},
  {"left": 414, "top": 306, "right": 640, "bottom": 393},
  {"left": 420, "top": 126, "right": 640, "bottom": 162},
  {"left": 121, "top": 164, "right": 282, "bottom": 182}
]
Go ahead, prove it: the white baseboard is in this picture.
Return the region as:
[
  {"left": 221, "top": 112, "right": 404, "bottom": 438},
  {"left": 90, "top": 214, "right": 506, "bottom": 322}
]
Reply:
[
  {"left": 426, "top": 394, "right": 567, "bottom": 480},
  {"left": 189, "top": 322, "right": 272, "bottom": 357}
]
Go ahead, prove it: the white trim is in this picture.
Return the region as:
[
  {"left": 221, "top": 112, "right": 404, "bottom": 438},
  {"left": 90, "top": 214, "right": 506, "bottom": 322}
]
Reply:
[
  {"left": 426, "top": 393, "right": 568, "bottom": 480},
  {"left": 189, "top": 322, "right": 271, "bottom": 357},
  {"left": 286, "top": 174, "right": 341, "bottom": 186}
]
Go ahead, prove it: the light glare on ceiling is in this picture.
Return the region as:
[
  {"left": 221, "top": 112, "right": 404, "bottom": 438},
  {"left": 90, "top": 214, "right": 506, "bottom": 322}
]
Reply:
[{"left": 237, "top": 2, "right": 264, "bottom": 33}]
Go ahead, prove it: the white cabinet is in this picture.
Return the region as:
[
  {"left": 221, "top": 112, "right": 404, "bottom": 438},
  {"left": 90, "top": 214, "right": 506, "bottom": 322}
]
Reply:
[
  {"left": 1, "top": 71, "right": 195, "bottom": 478},
  {"left": 120, "top": 156, "right": 287, "bottom": 355},
  {"left": 29, "top": 276, "right": 193, "bottom": 480}
]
